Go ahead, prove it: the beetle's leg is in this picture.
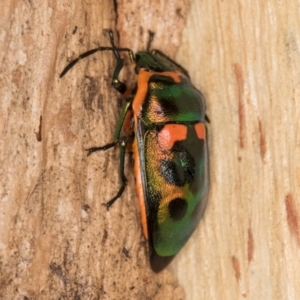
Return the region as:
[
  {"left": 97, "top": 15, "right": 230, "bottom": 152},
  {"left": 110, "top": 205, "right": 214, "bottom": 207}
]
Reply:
[
  {"left": 86, "top": 137, "right": 128, "bottom": 208},
  {"left": 107, "top": 30, "right": 135, "bottom": 95},
  {"left": 110, "top": 34, "right": 126, "bottom": 95},
  {"left": 86, "top": 96, "right": 133, "bottom": 206},
  {"left": 86, "top": 96, "right": 132, "bottom": 155},
  {"left": 150, "top": 49, "right": 190, "bottom": 79},
  {"left": 146, "top": 30, "right": 155, "bottom": 52},
  {"left": 104, "top": 136, "right": 128, "bottom": 208}
]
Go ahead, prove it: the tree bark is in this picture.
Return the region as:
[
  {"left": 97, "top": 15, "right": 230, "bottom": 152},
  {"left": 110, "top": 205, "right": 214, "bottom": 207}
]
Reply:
[
  {"left": 1, "top": 0, "right": 300, "bottom": 299},
  {"left": 0, "top": 0, "right": 188, "bottom": 299}
]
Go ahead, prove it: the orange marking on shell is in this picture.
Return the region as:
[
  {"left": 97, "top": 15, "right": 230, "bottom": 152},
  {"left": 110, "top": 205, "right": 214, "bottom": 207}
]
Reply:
[
  {"left": 132, "top": 118, "right": 148, "bottom": 239},
  {"left": 158, "top": 124, "right": 187, "bottom": 150},
  {"left": 195, "top": 123, "right": 206, "bottom": 139},
  {"left": 132, "top": 70, "right": 181, "bottom": 117},
  {"left": 130, "top": 70, "right": 184, "bottom": 239}
]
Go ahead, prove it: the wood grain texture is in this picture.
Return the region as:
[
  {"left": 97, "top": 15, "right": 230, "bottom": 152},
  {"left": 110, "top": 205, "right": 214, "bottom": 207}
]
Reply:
[
  {"left": 1, "top": 0, "right": 300, "bottom": 299},
  {"left": 170, "top": 0, "right": 300, "bottom": 299}
]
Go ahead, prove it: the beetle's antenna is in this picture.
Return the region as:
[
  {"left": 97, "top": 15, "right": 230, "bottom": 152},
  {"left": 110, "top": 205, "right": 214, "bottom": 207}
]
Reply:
[
  {"left": 60, "top": 29, "right": 137, "bottom": 78},
  {"left": 59, "top": 46, "right": 132, "bottom": 78}
]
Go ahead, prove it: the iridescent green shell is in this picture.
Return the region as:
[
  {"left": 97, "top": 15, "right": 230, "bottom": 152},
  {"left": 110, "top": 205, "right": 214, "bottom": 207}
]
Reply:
[{"left": 133, "top": 52, "right": 209, "bottom": 272}]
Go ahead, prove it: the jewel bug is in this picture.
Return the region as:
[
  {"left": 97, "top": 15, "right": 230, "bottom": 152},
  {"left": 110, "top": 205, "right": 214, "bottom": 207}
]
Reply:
[{"left": 60, "top": 30, "right": 209, "bottom": 272}]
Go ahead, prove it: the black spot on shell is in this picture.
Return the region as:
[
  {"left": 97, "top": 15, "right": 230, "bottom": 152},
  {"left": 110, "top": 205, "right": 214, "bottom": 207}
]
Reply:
[
  {"left": 168, "top": 198, "right": 188, "bottom": 221},
  {"left": 159, "top": 143, "right": 195, "bottom": 187}
]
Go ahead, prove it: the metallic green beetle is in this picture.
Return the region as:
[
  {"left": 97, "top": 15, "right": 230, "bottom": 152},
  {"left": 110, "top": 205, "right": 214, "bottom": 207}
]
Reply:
[{"left": 60, "top": 30, "right": 209, "bottom": 272}]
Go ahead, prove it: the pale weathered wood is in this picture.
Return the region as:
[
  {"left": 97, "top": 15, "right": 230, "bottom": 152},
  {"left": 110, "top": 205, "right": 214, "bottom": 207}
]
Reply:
[{"left": 171, "top": 0, "right": 300, "bottom": 299}]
